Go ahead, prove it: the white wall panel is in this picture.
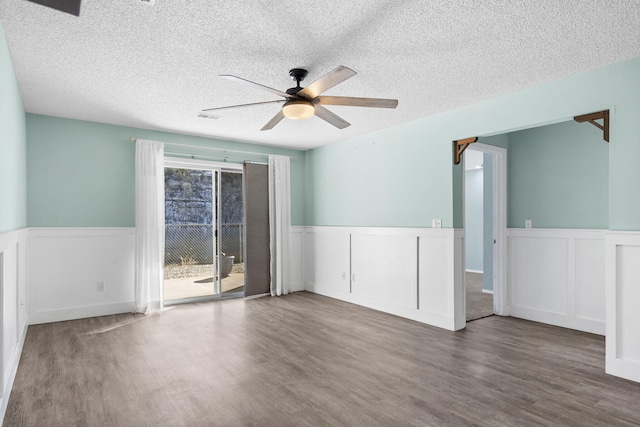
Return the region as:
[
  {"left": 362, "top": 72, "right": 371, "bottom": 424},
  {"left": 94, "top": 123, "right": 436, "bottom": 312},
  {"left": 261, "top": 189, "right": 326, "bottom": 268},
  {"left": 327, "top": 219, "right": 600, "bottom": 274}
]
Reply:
[
  {"left": 616, "top": 246, "right": 640, "bottom": 362},
  {"left": 416, "top": 230, "right": 464, "bottom": 330},
  {"left": 418, "top": 236, "right": 451, "bottom": 316},
  {"left": 290, "top": 227, "right": 305, "bottom": 292},
  {"left": 575, "top": 238, "right": 606, "bottom": 321},
  {"left": 508, "top": 229, "right": 605, "bottom": 335},
  {"left": 606, "top": 232, "right": 640, "bottom": 383},
  {"left": 29, "top": 228, "right": 135, "bottom": 324},
  {"left": 2, "top": 248, "right": 17, "bottom": 379},
  {"left": 0, "top": 228, "right": 29, "bottom": 420},
  {"left": 304, "top": 228, "right": 350, "bottom": 296},
  {"left": 351, "top": 233, "right": 417, "bottom": 317},
  {"left": 510, "top": 236, "right": 568, "bottom": 313}
]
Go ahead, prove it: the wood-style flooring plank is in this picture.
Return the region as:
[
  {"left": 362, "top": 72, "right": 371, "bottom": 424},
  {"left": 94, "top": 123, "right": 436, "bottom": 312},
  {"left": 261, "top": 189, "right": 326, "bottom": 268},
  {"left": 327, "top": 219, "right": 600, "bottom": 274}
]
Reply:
[{"left": 4, "top": 291, "right": 640, "bottom": 426}]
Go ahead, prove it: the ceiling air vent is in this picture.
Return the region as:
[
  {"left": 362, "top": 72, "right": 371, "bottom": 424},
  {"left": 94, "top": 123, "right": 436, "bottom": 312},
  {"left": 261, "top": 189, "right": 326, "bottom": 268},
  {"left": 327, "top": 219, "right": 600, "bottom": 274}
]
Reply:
[
  {"left": 139, "top": 0, "right": 155, "bottom": 5},
  {"left": 196, "top": 112, "right": 221, "bottom": 120}
]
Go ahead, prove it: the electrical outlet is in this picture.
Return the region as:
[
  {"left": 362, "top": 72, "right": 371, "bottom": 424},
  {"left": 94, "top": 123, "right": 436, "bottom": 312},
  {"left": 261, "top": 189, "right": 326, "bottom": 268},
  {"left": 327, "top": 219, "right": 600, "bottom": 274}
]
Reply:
[
  {"left": 342, "top": 272, "right": 346, "bottom": 280},
  {"left": 432, "top": 219, "right": 442, "bottom": 228},
  {"left": 97, "top": 281, "right": 105, "bottom": 292},
  {"left": 525, "top": 220, "right": 532, "bottom": 228}
]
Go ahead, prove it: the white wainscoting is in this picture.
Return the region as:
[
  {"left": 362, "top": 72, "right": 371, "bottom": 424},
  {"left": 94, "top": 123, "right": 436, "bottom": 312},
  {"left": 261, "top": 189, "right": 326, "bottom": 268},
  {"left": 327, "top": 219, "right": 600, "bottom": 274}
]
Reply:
[
  {"left": 605, "top": 231, "right": 640, "bottom": 383},
  {"left": 28, "top": 228, "right": 136, "bottom": 324},
  {"left": 290, "top": 227, "right": 306, "bottom": 292},
  {"left": 302, "top": 226, "right": 465, "bottom": 331},
  {"left": 0, "top": 228, "right": 29, "bottom": 420},
  {"left": 507, "top": 228, "right": 606, "bottom": 335}
]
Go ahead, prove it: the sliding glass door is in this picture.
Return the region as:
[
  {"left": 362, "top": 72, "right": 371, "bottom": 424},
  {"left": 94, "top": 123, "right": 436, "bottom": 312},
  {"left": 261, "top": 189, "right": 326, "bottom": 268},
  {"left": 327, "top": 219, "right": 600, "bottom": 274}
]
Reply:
[{"left": 163, "top": 159, "right": 244, "bottom": 303}]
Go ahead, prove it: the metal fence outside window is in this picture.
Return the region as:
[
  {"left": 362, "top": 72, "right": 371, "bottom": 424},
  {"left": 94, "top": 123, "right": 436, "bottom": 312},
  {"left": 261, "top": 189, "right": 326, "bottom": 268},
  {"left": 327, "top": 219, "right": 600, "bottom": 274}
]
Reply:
[{"left": 164, "top": 223, "right": 244, "bottom": 265}]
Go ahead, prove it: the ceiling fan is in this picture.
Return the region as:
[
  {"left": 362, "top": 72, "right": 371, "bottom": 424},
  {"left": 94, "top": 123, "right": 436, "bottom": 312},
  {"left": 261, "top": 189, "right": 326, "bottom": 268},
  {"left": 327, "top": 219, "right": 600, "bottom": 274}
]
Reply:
[{"left": 201, "top": 66, "right": 398, "bottom": 131}]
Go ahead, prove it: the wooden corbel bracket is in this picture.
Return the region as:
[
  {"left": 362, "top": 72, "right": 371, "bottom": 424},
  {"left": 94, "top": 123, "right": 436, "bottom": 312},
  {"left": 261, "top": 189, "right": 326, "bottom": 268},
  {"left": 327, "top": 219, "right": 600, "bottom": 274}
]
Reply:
[
  {"left": 453, "top": 137, "right": 478, "bottom": 165},
  {"left": 574, "top": 110, "right": 609, "bottom": 142}
]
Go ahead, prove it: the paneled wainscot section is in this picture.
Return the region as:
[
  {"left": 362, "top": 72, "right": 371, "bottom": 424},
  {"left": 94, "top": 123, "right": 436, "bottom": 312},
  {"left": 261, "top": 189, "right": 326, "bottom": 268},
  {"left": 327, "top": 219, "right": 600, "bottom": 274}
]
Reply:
[
  {"left": 28, "top": 228, "right": 136, "bottom": 324},
  {"left": 297, "top": 226, "right": 465, "bottom": 331},
  {"left": 507, "top": 228, "right": 606, "bottom": 335},
  {"left": 605, "top": 231, "right": 640, "bottom": 383},
  {"left": 0, "top": 228, "right": 28, "bottom": 419},
  {"left": 296, "top": 227, "right": 608, "bottom": 336}
]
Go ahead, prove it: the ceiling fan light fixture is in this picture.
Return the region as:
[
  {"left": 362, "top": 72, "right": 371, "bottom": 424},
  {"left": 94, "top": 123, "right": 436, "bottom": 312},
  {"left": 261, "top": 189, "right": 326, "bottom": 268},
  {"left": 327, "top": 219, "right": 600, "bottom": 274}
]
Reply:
[{"left": 282, "top": 99, "right": 314, "bottom": 120}]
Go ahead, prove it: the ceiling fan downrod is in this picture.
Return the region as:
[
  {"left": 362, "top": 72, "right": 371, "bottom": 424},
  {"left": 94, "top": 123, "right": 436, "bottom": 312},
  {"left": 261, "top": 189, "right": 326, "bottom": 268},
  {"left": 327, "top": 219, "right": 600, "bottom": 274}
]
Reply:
[{"left": 289, "top": 68, "right": 308, "bottom": 88}]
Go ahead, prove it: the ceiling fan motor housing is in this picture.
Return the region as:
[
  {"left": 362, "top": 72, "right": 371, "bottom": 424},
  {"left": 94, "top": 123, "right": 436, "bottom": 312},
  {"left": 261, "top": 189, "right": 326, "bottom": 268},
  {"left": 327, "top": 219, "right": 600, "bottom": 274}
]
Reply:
[
  {"left": 286, "top": 87, "right": 303, "bottom": 95},
  {"left": 289, "top": 68, "right": 308, "bottom": 84}
]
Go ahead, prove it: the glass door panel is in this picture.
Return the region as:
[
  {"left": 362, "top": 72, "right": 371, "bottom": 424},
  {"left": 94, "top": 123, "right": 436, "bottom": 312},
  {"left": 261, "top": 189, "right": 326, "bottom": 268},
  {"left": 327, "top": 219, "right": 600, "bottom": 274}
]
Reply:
[
  {"left": 164, "top": 167, "right": 219, "bottom": 301},
  {"left": 218, "top": 171, "right": 245, "bottom": 297}
]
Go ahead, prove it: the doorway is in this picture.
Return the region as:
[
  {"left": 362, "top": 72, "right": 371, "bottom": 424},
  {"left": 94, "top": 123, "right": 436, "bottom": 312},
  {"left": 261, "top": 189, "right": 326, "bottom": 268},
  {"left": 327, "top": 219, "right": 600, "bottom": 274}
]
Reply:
[
  {"left": 163, "top": 158, "right": 245, "bottom": 304},
  {"left": 464, "top": 143, "right": 507, "bottom": 321}
]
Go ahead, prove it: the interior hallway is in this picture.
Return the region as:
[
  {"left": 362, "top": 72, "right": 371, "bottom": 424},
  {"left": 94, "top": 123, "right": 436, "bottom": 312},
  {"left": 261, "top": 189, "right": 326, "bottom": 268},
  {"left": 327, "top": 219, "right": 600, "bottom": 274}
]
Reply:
[{"left": 466, "top": 272, "right": 493, "bottom": 321}]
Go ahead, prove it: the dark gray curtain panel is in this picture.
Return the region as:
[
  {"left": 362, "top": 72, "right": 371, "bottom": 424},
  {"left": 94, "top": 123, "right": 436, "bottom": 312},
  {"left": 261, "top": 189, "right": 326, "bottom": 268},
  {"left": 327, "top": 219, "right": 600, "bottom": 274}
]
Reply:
[{"left": 242, "top": 163, "right": 270, "bottom": 297}]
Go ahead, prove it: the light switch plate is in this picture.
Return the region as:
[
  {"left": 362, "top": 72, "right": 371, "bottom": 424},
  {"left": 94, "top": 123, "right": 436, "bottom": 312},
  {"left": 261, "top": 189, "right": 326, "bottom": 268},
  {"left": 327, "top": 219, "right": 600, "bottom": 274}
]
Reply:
[
  {"left": 432, "top": 219, "right": 442, "bottom": 228},
  {"left": 525, "top": 220, "right": 532, "bottom": 228}
]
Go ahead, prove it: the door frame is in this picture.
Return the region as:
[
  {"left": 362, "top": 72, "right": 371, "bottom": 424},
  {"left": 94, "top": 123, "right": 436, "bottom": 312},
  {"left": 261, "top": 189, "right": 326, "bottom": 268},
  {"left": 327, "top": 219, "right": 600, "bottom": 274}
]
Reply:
[{"left": 464, "top": 143, "right": 508, "bottom": 316}]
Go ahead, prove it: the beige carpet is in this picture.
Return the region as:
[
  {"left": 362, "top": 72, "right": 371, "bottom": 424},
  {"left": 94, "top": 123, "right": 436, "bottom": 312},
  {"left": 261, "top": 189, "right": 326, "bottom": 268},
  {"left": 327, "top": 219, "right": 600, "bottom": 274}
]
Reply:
[{"left": 466, "top": 272, "right": 493, "bottom": 321}]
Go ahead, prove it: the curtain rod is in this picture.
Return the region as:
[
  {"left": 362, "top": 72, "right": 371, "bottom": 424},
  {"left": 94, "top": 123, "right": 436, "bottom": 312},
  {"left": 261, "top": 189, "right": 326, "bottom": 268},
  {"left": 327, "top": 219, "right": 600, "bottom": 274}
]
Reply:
[
  {"left": 130, "top": 137, "right": 296, "bottom": 159},
  {"left": 164, "top": 151, "right": 268, "bottom": 165}
]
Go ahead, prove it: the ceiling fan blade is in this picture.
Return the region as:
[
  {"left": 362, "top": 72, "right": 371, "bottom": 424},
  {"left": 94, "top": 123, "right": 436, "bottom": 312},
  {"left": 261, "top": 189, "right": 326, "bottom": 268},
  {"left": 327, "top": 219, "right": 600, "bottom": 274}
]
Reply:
[
  {"left": 220, "top": 75, "right": 293, "bottom": 99},
  {"left": 27, "top": 0, "right": 81, "bottom": 16},
  {"left": 297, "top": 66, "right": 357, "bottom": 99},
  {"left": 260, "top": 110, "right": 285, "bottom": 131},
  {"left": 314, "top": 105, "right": 350, "bottom": 129},
  {"left": 201, "top": 100, "right": 285, "bottom": 113},
  {"left": 315, "top": 96, "right": 398, "bottom": 109}
]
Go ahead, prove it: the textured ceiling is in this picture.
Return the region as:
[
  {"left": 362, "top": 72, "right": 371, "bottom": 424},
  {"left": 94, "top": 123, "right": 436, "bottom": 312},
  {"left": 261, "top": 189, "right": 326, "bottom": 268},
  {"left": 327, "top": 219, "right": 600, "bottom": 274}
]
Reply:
[{"left": 1, "top": 1, "right": 639, "bottom": 150}]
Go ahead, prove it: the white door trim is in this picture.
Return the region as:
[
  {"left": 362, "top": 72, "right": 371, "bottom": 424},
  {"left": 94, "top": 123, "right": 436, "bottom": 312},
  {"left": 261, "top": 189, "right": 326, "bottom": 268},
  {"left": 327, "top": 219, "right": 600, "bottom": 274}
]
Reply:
[{"left": 468, "top": 143, "right": 508, "bottom": 316}]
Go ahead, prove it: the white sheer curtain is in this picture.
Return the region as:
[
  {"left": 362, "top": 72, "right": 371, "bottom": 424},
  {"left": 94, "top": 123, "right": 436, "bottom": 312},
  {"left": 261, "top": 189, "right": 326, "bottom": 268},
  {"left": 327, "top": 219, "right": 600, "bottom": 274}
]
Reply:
[
  {"left": 268, "top": 154, "right": 292, "bottom": 296},
  {"left": 134, "top": 139, "right": 165, "bottom": 313}
]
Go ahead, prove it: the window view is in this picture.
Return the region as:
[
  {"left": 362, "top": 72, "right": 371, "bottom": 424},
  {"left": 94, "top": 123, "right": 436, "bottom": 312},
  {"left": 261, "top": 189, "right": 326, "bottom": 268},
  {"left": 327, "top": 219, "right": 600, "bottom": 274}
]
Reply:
[{"left": 163, "top": 166, "right": 244, "bottom": 302}]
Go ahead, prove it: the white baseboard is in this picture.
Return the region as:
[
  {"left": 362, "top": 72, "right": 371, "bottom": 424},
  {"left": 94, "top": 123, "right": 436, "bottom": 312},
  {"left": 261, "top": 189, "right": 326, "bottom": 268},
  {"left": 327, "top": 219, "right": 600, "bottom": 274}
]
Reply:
[
  {"left": 510, "top": 305, "right": 604, "bottom": 335},
  {"left": 29, "top": 302, "right": 135, "bottom": 325},
  {"left": 481, "top": 289, "right": 494, "bottom": 295}
]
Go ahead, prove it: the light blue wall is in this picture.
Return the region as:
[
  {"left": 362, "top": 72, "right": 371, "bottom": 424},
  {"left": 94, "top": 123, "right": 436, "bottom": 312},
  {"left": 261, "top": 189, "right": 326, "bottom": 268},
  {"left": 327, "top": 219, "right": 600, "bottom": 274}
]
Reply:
[
  {"left": 508, "top": 120, "right": 608, "bottom": 229},
  {"left": 479, "top": 134, "right": 508, "bottom": 150},
  {"left": 305, "top": 56, "right": 640, "bottom": 231},
  {"left": 305, "top": 119, "right": 454, "bottom": 227},
  {"left": 464, "top": 168, "right": 483, "bottom": 272},
  {"left": 27, "top": 114, "right": 306, "bottom": 227},
  {"left": 0, "top": 22, "right": 26, "bottom": 233},
  {"left": 482, "top": 153, "right": 494, "bottom": 292}
]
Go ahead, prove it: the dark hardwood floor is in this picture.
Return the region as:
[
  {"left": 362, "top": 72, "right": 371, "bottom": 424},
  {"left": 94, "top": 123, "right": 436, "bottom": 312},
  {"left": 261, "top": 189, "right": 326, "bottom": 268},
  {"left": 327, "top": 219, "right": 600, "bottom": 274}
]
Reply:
[{"left": 4, "top": 292, "right": 640, "bottom": 426}]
